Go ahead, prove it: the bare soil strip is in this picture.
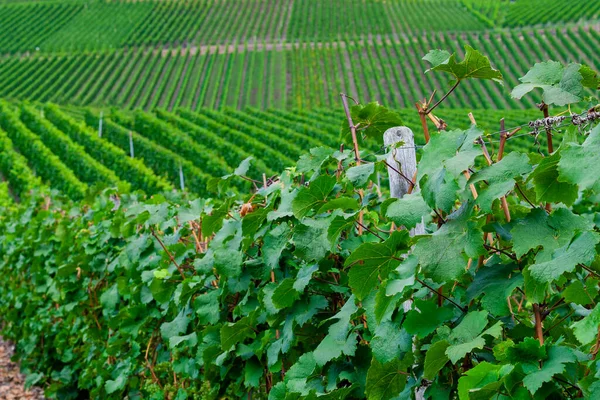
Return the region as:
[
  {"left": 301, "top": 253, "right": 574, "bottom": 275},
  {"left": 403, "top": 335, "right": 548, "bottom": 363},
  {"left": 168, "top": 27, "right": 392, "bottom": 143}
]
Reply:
[{"left": 0, "top": 338, "right": 45, "bottom": 400}]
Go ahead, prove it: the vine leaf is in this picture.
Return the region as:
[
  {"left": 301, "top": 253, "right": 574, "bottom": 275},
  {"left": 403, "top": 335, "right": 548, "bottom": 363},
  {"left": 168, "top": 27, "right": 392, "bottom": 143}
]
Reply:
[
  {"left": 445, "top": 311, "right": 503, "bottom": 364},
  {"left": 404, "top": 299, "right": 454, "bottom": 338},
  {"left": 313, "top": 297, "right": 358, "bottom": 366},
  {"left": 511, "top": 61, "right": 598, "bottom": 106},
  {"left": 385, "top": 192, "right": 431, "bottom": 229},
  {"left": 528, "top": 231, "right": 599, "bottom": 284},
  {"left": 510, "top": 207, "right": 592, "bottom": 259},
  {"left": 469, "top": 152, "right": 531, "bottom": 212},
  {"left": 340, "top": 102, "right": 403, "bottom": 145},
  {"left": 414, "top": 206, "right": 484, "bottom": 283},
  {"left": 522, "top": 346, "right": 577, "bottom": 394},
  {"left": 220, "top": 314, "right": 257, "bottom": 351},
  {"left": 365, "top": 354, "right": 413, "bottom": 400},
  {"left": 345, "top": 231, "right": 409, "bottom": 300},
  {"left": 423, "top": 45, "right": 503, "bottom": 85},
  {"left": 423, "top": 340, "right": 450, "bottom": 380},
  {"left": 292, "top": 174, "right": 337, "bottom": 219},
  {"left": 457, "top": 362, "right": 513, "bottom": 400},
  {"left": 559, "top": 124, "right": 600, "bottom": 191},
  {"left": 529, "top": 151, "right": 578, "bottom": 206},
  {"left": 466, "top": 261, "right": 523, "bottom": 317},
  {"left": 571, "top": 303, "right": 600, "bottom": 345}
]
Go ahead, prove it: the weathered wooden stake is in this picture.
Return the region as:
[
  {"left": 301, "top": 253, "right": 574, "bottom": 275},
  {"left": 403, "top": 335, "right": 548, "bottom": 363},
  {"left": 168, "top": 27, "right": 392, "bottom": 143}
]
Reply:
[
  {"left": 384, "top": 126, "right": 424, "bottom": 236},
  {"left": 129, "top": 131, "right": 134, "bottom": 158},
  {"left": 179, "top": 163, "right": 185, "bottom": 191},
  {"left": 384, "top": 126, "right": 426, "bottom": 400},
  {"left": 98, "top": 111, "right": 103, "bottom": 138}
]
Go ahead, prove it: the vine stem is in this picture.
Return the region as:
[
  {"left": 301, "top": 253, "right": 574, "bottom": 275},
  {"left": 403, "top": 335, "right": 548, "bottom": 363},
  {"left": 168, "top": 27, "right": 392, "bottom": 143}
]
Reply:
[
  {"left": 416, "top": 278, "right": 466, "bottom": 312},
  {"left": 533, "top": 304, "right": 545, "bottom": 346},
  {"left": 150, "top": 227, "right": 186, "bottom": 280},
  {"left": 341, "top": 93, "right": 364, "bottom": 235},
  {"left": 427, "top": 80, "right": 461, "bottom": 115}
]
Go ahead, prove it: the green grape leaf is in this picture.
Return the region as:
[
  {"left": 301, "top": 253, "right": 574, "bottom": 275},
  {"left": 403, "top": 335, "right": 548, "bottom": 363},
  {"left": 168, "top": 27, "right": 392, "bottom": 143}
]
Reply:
[
  {"left": 220, "top": 315, "right": 257, "bottom": 350},
  {"left": 528, "top": 231, "right": 599, "bottom": 284},
  {"left": 314, "top": 298, "right": 358, "bottom": 366},
  {"left": 346, "top": 163, "right": 375, "bottom": 188},
  {"left": 414, "top": 210, "right": 484, "bottom": 283},
  {"left": 272, "top": 278, "right": 301, "bottom": 309},
  {"left": 469, "top": 151, "right": 532, "bottom": 184},
  {"left": 559, "top": 124, "right": 600, "bottom": 191},
  {"left": 340, "top": 102, "right": 403, "bottom": 145},
  {"left": 424, "top": 340, "right": 450, "bottom": 380},
  {"left": 522, "top": 346, "right": 577, "bottom": 394},
  {"left": 345, "top": 231, "right": 410, "bottom": 300},
  {"left": 263, "top": 223, "right": 291, "bottom": 270},
  {"left": 385, "top": 192, "right": 431, "bottom": 229},
  {"left": 457, "top": 362, "right": 513, "bottom": 400},
  {"left": 244, "top": 358, "right": 263, "bottom": 388},
  {"left": 466, "top": 262, "right": 523, "bottom": 316},
  {"left": 297, "top": 147, "right": 335, "bottom": 173},
  {"left": 194, "top": 290, "right": 220, "bottom": 325},
  {"left": 446, "top": 311, "right": 502, "bottom": 364},
  {"left": 511, "top": 207, "right": 593, "bottom": 259},
  {"left": 512, "top": 61, "right": 596, "bottom": 106},
  {"left": 571, "top": 303, "right": 600, "bottom": 345},
  {"left": 562, "top": 280, "right": 595, "bottom": 306},
  {"left": 292, "top": 217, "right": 332, "bottom": 262},
  {"left": 404, "top": 299, "right": 454, "bottom": 338},
  {"left": 420, "top": 168, "right": 460, "bottom": 213},
  {"left": 371, "top": 322, "right": 411, "bottom": 364},
  {"left": 529, "top": 151, "right": 578, "bottom": 206},
  {"left": 292, "top": 174, "right": 337, "bottom": 219},
  {"left": 423, "top": 45, "right": 503, "bottom": 84},
  {"left": 505, "top": 337, "right": 546, "bottom": 365},
  {"left": 161, "top": 309, "right": 190, "bottom": 340},
  {"left": 365, "top": 355, "right": 413, "bottom": 400}
]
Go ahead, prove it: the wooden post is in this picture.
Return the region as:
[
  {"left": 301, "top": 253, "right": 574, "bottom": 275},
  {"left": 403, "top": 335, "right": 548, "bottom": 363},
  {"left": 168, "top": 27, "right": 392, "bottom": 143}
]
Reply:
[
  {"left": 129, "top": 131, "right": 134, "bottom": 158},
  {"left": 384, "top": 126, "right": 426, "bottom": 400},
  {"left": 179, "top": 163, "right": 185, "bottom": 191},
  {"left": 98, "top": 111, "right": 103, "bottom": 138},
  {"left": 384, "top": 126, "right": 425, "bottom": 235}
]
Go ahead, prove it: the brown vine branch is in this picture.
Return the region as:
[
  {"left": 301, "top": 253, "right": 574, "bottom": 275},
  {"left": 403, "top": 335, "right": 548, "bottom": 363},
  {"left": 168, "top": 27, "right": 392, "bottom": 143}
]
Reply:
[
  {"left": 427, "top": 81, "right": 461, "bottom": 115},
  {"left": 341, "top": 93, "right": 364, "bottom": 235},
  {"left": 533, "top": 304, "right": 545, "bottom": 345},
  {"left": 355, "top": 221, "right": 385, "bottom": 241},
  {"left": 381, "top": 159, "right": 415, "bottom": 189},
  {"left": 150, "top": 227, "right": 186, "bottom": 280},
  {"left": 415, "top": 278, "right": 466, "bottom": 312}
]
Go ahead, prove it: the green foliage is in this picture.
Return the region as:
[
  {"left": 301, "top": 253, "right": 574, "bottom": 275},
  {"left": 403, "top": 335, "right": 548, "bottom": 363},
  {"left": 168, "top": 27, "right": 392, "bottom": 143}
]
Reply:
[
  {"left": 424, "top": 45, "right": 503, "bottom": 85},
  {"left": 512, "top": 61, "right": 599, "bottom": 106},
  {"left": 3, "top": 47, "right": 600, "bottom": 400}
]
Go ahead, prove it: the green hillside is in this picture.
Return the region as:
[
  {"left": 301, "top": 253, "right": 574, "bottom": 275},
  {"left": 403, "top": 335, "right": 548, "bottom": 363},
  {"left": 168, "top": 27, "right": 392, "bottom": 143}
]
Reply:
[
  {"left": 0, "top": 99, "right": 544, "bottom": 200},
  {"left": 0, "top": 26, "right": 598, "bottom": 110},
  {"left": 0, "top": 0, "right": 598, "bottom": 111}
]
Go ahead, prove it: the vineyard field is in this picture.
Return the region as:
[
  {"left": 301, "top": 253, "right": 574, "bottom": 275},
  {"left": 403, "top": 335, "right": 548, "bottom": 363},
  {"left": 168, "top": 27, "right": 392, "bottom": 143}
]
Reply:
[
  {"left": 1, "top": 26, "right": 599, "bottom": 110},
  {"left": 0, "top": 100, "right": 541, "bottom": 201},
  {"left": 3, "top": 1, "right": 600, "bottom": 399}
]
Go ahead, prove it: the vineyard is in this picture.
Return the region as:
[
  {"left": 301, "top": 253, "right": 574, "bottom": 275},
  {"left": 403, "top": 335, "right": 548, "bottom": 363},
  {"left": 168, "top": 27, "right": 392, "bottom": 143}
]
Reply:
[
  {"left": 1, "top": 26, "right": 600, "bottom": 110},
  {"left": 2, "top": 0, "right": 600, "bottom": 399},
  {"left": 0, "top": 100, "right": 544, "bottom": 200}
]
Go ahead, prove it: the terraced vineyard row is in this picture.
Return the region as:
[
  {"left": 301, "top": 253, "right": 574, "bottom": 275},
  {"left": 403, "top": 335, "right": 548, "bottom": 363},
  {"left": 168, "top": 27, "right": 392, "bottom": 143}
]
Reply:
[
  {"left": 0, "top": 100, "right": 542, "bottom": 202},
  {"left": 0, "top": 26, "right": 598, "bottom": 110},
  {"left": 1, "top": 0, "right": 591, "bottom": 54}
]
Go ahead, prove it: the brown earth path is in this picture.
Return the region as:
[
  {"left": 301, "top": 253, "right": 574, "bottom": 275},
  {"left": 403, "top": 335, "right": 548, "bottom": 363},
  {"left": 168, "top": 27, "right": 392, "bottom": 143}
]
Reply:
[{"left": 0, "top": 338, "right": 45, "bottom": 400}]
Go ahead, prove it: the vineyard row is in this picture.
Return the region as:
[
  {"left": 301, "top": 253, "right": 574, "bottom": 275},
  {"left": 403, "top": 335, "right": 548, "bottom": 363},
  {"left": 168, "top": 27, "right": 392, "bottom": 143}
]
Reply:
[
  {"left": 0, "top": 26, "right": 598, "bottom": 110},
  {"left": 0, "top": 0, "right": 597, "bottom": 54},
  {"left": 0, "top": 100, "right": 541, "bottom": 202}
]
